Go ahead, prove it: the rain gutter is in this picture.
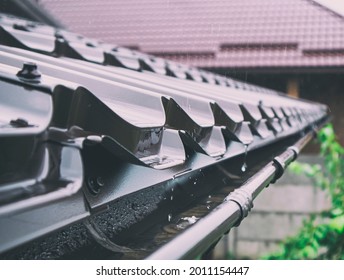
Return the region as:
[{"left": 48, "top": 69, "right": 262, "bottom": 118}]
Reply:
[{"left": 146, "top": 130, "right": 315, "bottom": 259}]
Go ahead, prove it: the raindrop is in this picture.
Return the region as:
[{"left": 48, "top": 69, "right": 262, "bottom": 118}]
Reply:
[
  {"left": 206, "top": 205, "right": 211, "bottom": 210},
  {"left": 170, "top": 195, "right": 173, "bottom": 201},
  {"left": 241, "top": 144, "right": 249, "bottom": 173},
  {"left": 168, "top": 214, "right": 172, "bottom": 222},
  {"left": 244, "top": 144, "right": 248, "bottom": 157},
  {"left": 181, "top": 216, "right": 198, "bottom": 224},
  {"left": 193, "top": 181, "right": 196, "bottom": 185}
]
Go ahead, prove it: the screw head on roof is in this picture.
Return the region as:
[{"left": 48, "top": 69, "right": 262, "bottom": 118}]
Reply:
[
  {"left": 16, "top": 62, "right": 41, "bottom": 82},
  {"left": 55, "top": 31, "right": 63, "bottom": 38},
  {"left": 87, "top": 176, "right": 105, "bottom": 195},
  {"left": 87, "top": 177, "right": 100, "bottom": 195}
]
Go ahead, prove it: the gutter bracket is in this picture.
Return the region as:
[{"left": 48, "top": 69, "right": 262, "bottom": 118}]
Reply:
[
  {"left": 271, "top": 147, "right": 298, "bottom": 184},
  {"left": 271, "top": 156, "right": 286, "bottom": 183},
  {"left": 226, "top": 188, "right": 253, "bottom": 227},
  {"left": 287, "top": 146, "right": 300, "bottom": 159}
]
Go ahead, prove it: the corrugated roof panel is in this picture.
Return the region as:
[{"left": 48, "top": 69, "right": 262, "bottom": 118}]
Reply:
[{"left": 0, "top": 13, "right": 330, "bottom": 259}]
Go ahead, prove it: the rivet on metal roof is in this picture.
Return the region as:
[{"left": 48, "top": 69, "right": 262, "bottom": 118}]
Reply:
[{"left": 16, "top": 62, "right": 41, "bottom": 82}]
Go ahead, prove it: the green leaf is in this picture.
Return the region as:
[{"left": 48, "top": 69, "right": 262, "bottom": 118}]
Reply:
[
  {"left": 329, "top": 215, "right": 344, "bottom": 233},
  {"left": 331, "top": 208, "right": 344, "bottom": 217},
  {"left": 302, "top": 245, "right": 317, "bottom": 259}
]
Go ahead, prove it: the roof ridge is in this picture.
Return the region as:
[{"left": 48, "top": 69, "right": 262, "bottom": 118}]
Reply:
[{"left": 309, "top": 0, "right": 344, "bottom": 20}]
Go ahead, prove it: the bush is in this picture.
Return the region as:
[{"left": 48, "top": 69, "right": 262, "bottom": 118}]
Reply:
[{"left": 264, "top": 124, "right": 344, "bottom": 259}]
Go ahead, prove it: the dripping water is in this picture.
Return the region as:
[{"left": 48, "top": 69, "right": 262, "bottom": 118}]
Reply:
[
  {"left": 241, "top": 144, "right": 248, "bottom": 172},
  {"left": 181, "top": 216, "right": 198, "bottom": 224}
]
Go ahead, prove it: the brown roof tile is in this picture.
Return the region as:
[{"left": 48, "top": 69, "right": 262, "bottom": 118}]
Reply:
[{"left": 39, "top": 0, "right": 344, "bottom": 68}]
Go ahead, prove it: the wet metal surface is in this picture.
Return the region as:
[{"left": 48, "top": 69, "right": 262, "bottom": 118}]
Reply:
[{"left": 0, "top": 13, "right": 329, "bottom": 258}]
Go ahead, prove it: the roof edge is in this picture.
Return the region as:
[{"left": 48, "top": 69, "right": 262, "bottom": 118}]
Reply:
[
  {"left": 310, "top": 0, "right": 344, "bottom": 19},
  {"left": 206, "top": 65, "right": 344, "bottom": 75}
]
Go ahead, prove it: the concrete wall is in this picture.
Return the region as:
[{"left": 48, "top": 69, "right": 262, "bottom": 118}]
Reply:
[{"left": 213, "top": 155, "right": 331, "bottom": 259}]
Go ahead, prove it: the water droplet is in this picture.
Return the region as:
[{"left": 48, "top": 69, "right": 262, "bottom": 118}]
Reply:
[
  {"left": 193, "top": 181, "right": 196, "bottom": 185},
  {"left": 168, "top": 214, "right": 172, "bottom": 222},
  {"left": 208, "top": 195, "right": 212, "bottom": 198},
  {"left": 241, "top": 144, "right": 249, "bottom": 172},
  {"left": 170, "top": 195, "right": 173, "bottom": 201},
  {"left": 181, "top": 216, "right": 198, "bottom": 224},
  {"left": 206, "top": 205, "right": 211, "bottom": 210}
]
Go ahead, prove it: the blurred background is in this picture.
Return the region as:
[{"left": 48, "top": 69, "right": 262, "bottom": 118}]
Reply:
[{"left": 2, "top": 0, "right": 343, "bottom": 259}]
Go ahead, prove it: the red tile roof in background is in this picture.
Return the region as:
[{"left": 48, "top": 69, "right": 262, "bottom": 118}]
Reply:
[{"left": 39, "top": 0, "right": 344, "bottom": 69}]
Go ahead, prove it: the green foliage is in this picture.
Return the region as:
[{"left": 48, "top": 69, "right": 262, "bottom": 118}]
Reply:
[{"left": 264, "top": 124, "right": 344, "bottom": 260}]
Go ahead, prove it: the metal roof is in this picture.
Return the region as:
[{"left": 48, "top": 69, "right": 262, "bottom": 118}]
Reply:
[
  {"left": 37, "top": 0, "right": 344, "bottom": 69},
  {"left": 0, "top": 13, "right": 329, "bottom": 259}
]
